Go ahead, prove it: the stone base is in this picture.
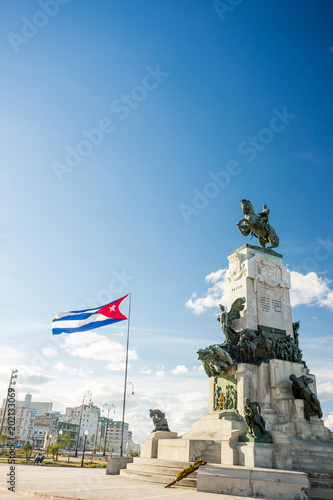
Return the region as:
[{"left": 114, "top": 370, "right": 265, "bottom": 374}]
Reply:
[
  {"left": 237, "top": 442, "right": 274, "bottom": 468},
  {"left": 157, "top": 412, "right": 246, "bottom": 463},
  {"left": 197, "top": 464, "right": 311, "bottom": 499},
  {"left": 238, "top": 433, "right": 273, "bottom": 443},
  {"left": 221, "top": 429, "right": 293, "bottom": 470},
  {"left": 235, "top": 359, "right": 331, "bottom": 442},
  {"left": 275, "top": 400, "right": 331, "bottom": 441},
  {"left": 106, "top": 457, "right": 133, "bottom": 475},
  {"left": 141, "top": 360, "right": 330, "bottom": 471},
  {"left": 140, "top": 431, "right": 178, "bottom": 458}
]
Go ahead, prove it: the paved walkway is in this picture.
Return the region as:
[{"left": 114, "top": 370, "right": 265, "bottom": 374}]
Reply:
[{"left": 0, "top": 464, "right": 267, "bottom": 500}]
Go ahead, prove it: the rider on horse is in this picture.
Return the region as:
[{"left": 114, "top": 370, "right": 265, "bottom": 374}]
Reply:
[{"left": 258, "top": 204, "right": 270, "bottom": 230}]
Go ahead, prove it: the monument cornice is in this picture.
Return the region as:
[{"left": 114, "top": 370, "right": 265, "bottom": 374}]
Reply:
[{"left": 232, "top": 244, "right": 283, "bottom": 259}]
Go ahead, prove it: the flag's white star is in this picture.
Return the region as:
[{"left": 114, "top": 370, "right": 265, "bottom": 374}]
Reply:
[{"left": 109, "top": 305, "right": 116, "bottom": 312}]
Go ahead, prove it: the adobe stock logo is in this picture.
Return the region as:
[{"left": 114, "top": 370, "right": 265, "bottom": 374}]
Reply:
[
  {"left": 7, "top": 0, "right": 71, "bottom": 54},
  {"left": 52, "top": 65, "right": 169, "bottom": 182},
  {"left": 213, "top": 0, "right": 244, "bottom": 23}
]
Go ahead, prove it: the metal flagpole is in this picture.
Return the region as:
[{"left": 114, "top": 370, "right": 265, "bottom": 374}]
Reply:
[{"left": 120, "top": 293, "right": 131, "bottom": 457}]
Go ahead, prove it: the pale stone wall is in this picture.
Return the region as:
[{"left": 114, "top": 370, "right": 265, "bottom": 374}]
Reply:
[{"left": 227, "top": 244, "right": 293, "bottom": 337}]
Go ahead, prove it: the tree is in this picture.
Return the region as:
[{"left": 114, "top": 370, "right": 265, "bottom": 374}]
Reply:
[
  {"left": 59, "top": 430, "right": 71, "bottom": 462},
  {"left": 48, "top": 444, "right": 60, "bottom": 461},
  {"left": 22, "top": 442, "right": 33, "bottom": 461},
  {"left": 0, "top": 433, "right": 7, "bottom": 454},
  {"left": 128, "top": 451, "right": 139, "bottom": 457}
]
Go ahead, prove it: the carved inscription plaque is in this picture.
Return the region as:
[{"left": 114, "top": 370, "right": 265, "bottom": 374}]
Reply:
[
  {"left": 260, "top": 296, "right": 270, "bottom": 313},
  {"left": 272, "top": 299, "right": 282, "bottom": 313}
]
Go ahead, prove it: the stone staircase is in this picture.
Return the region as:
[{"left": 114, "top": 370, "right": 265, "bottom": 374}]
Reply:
[
  {"left": 200, "top": 441, "right": 221, "bottom": 464},
  {"left": 119, "top": 457, "right": 197, "bottom": 488},
  {"left": 289, "top": 437, "right": 333, "bottom": 499},
  {"left": 290, "top": 437, "right": 333, "bottom": 473},
  {"left": 307, "top": 471, "right": 333, "bottom": 500}
]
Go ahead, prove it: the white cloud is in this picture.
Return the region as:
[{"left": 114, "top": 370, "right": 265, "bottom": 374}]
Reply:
[
  {"left": 324, "top": 412, "right": 333, "bottom": 431},
  {"left": 185, "top": 268, "right": 228, "bottom": 315},
  {"left": 122, "top": 389, "right": 209, "bottom": 443},
  {"left": 125, "top": 411, "right": 152, "bottom": 443},
  {"left": 61, "top": 331, "right": 138, "bottom": 367},
  {"left": 106, "top": 362, "right": 126, "bottom": 371},
  {"left": 140, "top": 367, "right": 152, "bottom": 375},
  {"left": 185, "top": 268, "right": 333, "bottom": 314},
  {"left": 42, "top": 347, "right": 57, "bottom": 357},
  {"left": 53, "top": 362, "right": 92, "bottom": 377},
  {"left": 54, "top": 362, "right": 68, "bottom": 372},
  {"left": 192, "top": 365, "right": 204, "bottom": 372},
  {"left": 290, "top": 271, "right": 333, "bottom": 310},
  {"left": 171, "top": 365, "right": 188, "bottom": 375},
  {"left": 165, "top": 391, "right": 207, "bottom": 433},
  {"left": 0, "top": 363, "right": 55, "bottom": 396},
  {"left": 156, "top": 368, "right": 165, "bottom": 377},
  {"left": 317, "top": 381, "right": 333, "bottom": 402}
]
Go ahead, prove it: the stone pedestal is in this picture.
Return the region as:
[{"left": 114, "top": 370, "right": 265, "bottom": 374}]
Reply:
[
  {"left": 227, "top": 244, "right": 293, "bottom": 337},
  {"left": 140, "top": 431, "right": 178, "bottom": 458},
  {"left": 106, "top": 457, "right": 133, "bottom": 475},
  {"left": 221, "top": 428, "right": 293, "bottom": 470},
  {"left": 208, "top": 358, "right": 330, "bottom": 445},
  {"left": 234, "top": 359, "right": 330, "bottom": 440},
  {"left": 197, "top": 465, "right": 311, "bottom": 499},
  {"left": 238, "top": 441, "right": 274, "bottom": 468}
]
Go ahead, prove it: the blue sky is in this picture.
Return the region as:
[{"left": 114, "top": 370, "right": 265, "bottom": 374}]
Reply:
[{"left": 0, "top": 0, "right": 333, "bottom": 443}]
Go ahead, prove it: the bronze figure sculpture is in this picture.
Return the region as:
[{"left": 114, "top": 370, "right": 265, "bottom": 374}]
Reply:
[
  {"left": 237, "top": 199, "right": 279, "bottom": 248},
  {"left": 289, "top": 374, "right": 323, "bottom": 421}
]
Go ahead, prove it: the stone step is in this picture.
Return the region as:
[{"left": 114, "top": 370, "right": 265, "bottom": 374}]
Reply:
[
  {"left": 202, "top": 449, "right": 220, "bottom": 456},
  {"left": 201, "top": 452, "right": 221, "bottom": 464},
  {"left": 293, "top": 456, "right": 333, "bottom": 465},
  {"left": 293, "top": 455, "right": 333, "bottom": 465},
  {"left": 293, "top": 461, "right": 333, "bottom": 473},
  {"left": 310, "top": 488, "right": 333, "bottom": 500},
  {"left": 121, "top": 457, "right": 200, "bottom": 488},
  {"left": 308, "top": 472, "right": 333, "bottom": 480},
  {"left": 292, "top": 455, "right": 333, "bottom": 465},
  {"left": 292, "top": 449, "right": 333, "bottom": 458},
  {"left": 201, "top": 455, "right": 220, "bottom": 460},
  {"left": 291, "top": 442, "right": 333, "bottom": 454},
  {"left": 133, "top": 457, "right": 192, "bottom": 468},
  {"left": 205, "top": 444, "right": 221, "bottom": 451},
  {"left": 307, "top": 471, "right": 333, "bottom": 500},
  {"left": 310, "top": 479, "right": 333, "bottom": 490},
  {"left": 120, "top": 469, "right": 196, "bottom": 488},
  {"left": 126, "top": 462, "right": 198, "bottom": 478}
]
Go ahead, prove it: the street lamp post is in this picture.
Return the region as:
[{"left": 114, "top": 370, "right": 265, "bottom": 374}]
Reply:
[
  {"left": 0, "top": 369, "right": 18, "bottom": 436},
  {"left": 56, "top": 429, "right": 62, "bottom": 461},
  {"left": 80, "top": 429, "right": 89, "bottom": 467},
  {"left": 74, "top": 390, "right": 92, "bottom": 457},
  {"left": 126, "top": 382, "right": 134, "bottom": 395},
  {"left": 103, "top": 404, "right": 115, "bottom": 457},
  {"left": 93, "top": 415, "right": 99, "bottom": 454},
  {"left": 120, "top": 382, "right": 134, "bottom": 457}
]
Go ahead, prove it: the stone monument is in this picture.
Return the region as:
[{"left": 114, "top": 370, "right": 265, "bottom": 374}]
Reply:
[
  {"left": 140, "top": 409, "right": 177, "bottom": 459},
  {"left": 121, "top": 200, "right": 333, "bottom": 499}
]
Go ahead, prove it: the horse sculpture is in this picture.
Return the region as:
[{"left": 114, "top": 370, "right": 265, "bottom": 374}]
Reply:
[{"left": 237, "top": 199, "right": 279, "bottom": 249}]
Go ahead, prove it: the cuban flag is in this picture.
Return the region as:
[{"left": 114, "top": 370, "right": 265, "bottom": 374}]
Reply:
[{"left": 52, "top": 294, "right": 129, "bottom": 335}]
